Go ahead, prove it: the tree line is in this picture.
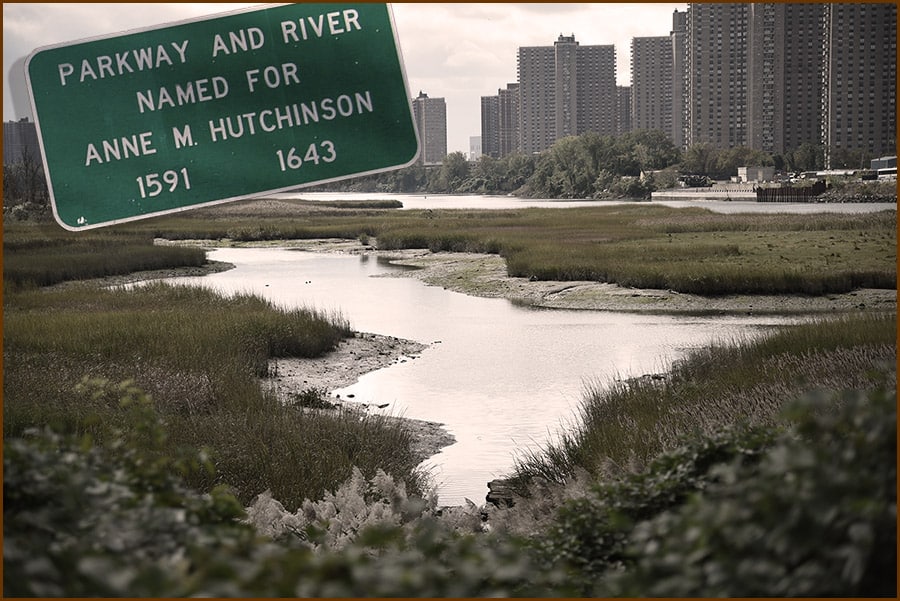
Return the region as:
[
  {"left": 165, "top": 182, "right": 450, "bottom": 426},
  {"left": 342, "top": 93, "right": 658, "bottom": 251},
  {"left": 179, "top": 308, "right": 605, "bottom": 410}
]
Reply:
[
  {"left": 3, "top": 147, "right": 50, "bottom": 221},
  {"left": 311, "top": 130, "right": 881, "bottom": 199},
  {"left": 2, "top": 131, "right": 883, "bottom": 216}
]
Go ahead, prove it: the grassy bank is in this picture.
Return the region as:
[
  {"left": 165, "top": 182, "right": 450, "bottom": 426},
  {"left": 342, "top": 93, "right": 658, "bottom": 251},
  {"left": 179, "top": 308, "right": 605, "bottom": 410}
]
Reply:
[
  {"left": 5, "top": 314, "right": 894, "bottom": 596},
  {"left": 512, "top": 311, "right": 896, "bottom": 487},
  {"left": 3, "top": 281, "right": 426, "bottom": 510},
  {"left": 11, "top": 204, "right": 894, "bottom": 296},
  {"left": 138, "top": 202, "right": 897, "bottom": 296},
  {"left": 3, "top": 202, "right": 895, "bottom": 596},
  {"left": 3, "top": 222, "right": 207, "bottom": 290}
]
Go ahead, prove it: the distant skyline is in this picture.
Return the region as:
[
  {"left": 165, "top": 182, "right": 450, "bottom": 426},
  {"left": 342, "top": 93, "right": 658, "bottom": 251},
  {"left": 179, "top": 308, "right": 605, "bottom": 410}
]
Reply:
[{"left": 3, "top": 3, "right": 687, "bottom": 154}]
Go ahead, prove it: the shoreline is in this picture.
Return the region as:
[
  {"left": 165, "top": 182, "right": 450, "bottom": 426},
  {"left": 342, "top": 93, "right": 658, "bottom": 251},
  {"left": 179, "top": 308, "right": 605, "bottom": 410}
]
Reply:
[
  {"left": 262, "top": 332, "right": 457, "bottom": 465},
  {"left": 384, "top": 249, "right": 897, "bottom": 315},
  {"left": 56, "top": 252, "right": 458, "bottom": 464},
  {"left": 86, "top": 238, "right": 896, "bottom": 466},
  {"left": 160, "top": 237, "right": 896, "bottom": 315}
]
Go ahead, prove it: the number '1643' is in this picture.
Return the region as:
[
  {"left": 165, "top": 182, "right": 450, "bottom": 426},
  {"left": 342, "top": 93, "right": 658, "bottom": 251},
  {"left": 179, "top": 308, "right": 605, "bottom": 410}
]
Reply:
[{"left": 276, "top": 141, "right": 336, "bottom": 171}]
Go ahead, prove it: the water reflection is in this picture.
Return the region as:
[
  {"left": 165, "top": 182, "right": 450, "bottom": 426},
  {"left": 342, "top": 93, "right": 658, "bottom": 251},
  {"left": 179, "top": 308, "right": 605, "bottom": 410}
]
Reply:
[{"left": 167, "top": 247, "right": 799, "bottom": 505}]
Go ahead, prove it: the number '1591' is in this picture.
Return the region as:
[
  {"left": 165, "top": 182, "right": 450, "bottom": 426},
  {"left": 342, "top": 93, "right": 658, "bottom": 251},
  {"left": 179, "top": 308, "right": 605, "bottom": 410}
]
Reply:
[{"left": 136, "top": 168, "right": 191, "bottom": 199}]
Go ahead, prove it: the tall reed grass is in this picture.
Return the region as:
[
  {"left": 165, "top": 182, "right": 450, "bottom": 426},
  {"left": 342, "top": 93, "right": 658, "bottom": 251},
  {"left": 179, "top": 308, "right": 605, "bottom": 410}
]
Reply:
[
  {"left": 511, "top": 312, "right": 897, "bottom": 487},
  {"left": 3, "top": 282, "right": 425, "bottom": 510},
  {"left": 3, "top": 223, "right": 206, "bottom": 289}
]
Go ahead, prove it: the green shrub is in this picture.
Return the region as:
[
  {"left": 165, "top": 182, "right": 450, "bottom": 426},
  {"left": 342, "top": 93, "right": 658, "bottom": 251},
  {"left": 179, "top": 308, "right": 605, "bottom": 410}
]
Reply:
[
  {"left": 2, "top": 381, "right": 570, "bottom": 597},
  {"left": 529, "top": 425, "right": 777, "bottom": 593},
  {"left": 7, "top": 381, "right": 892, "bottom": 597},
  {"left": 526, "top": 385, "right": 896, "bottom": 597},
  {"left": 3, "top": 380, "right": 255, "bottom": 597},
  {"left": 600, "top": 387, "right": 897, "bottom": 597}
]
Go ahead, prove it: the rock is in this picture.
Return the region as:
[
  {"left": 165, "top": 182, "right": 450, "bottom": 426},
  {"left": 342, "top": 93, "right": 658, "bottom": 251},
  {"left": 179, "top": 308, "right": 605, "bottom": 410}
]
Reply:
[{"left": 485, "top": 478, "right": 516, "bottom": 508}]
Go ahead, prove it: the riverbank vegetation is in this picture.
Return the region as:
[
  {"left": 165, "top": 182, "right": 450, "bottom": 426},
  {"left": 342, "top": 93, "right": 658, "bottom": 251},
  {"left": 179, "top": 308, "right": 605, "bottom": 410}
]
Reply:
[
  {"left": 13, "top": 203, "right": 896, "bottom": 298},
  {"left": 6, "top": 316, "right": 894, "bottom": 596},
  {"left": 4, "top": 202, "right": 895, "bottom": 595},
  {"left": 139, "top": 202, "right": 897, "bottom": 297},
  {"left": 512, "top": 312, "right": 896, "bottom": 485},
  {"left": 3, "top": 281, "right": 427, "bottom": 511},
  {"left": 2, "top": 223, "right": 207, "bottom": 290}
]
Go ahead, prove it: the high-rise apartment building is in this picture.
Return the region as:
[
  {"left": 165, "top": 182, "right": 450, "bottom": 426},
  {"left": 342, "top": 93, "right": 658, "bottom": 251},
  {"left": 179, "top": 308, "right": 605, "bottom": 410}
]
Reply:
[
  {"left": 631, "top": 36, "right": 673, "bottom": 135},
  {"left": 480, "top": 95, "right": 500, "bottom": 159},
  {"left": 670, "top": 9, "right": 688, "bottom": 148},
  {"left": 481, "top": 83, "right": 521, "bottom": 159},
  {"left": 575, "top": 42, "right": 617, "bottom": 138},
  {"left": 481, "top": 4, "right": 895, "bottom": 164},
  {"left": 823, "top": 3, "right": 897, "bottom": 164},
  {"left": 498, "top": 83, "right": 521, "bottom": 157},
  {"left": 411, "top": 91, "right": 447, "bottom": 165},
  {"left": 469, "top": 136, "right": 482, "bottom": 161},
  {"left": 680, "top": 2, "right": 894, "bottom": 163},
  {"left": 616, "top": 86, "right": 632, "bottom": 136},
  {"left": 517, "top": 43, "right": 557, "bottom": 154},
  {"left": 684, "top": 3, "right": 750, "bottom": 149},
  {"left": 517, "top": 34, "right": 616, "bottom": 154},
  {"left": 747, "top": 3, "right": 826, "bottom": 156}
]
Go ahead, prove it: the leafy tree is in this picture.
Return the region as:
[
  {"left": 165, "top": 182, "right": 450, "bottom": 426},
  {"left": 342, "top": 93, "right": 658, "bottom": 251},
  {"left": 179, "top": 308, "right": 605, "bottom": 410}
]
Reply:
[
  {"left": 432, "top": 151, "right": 470, "bottom": 193},
  {"left": 497, "top": 152, "right": 536, "bottom": 192},
  {"left": 388, "top": 163, "right": 428, "bottom": 192},
  {"left": 468, "top": 154, "right": 502, "bottom": 192},
  {"left": 787, "top": 142, "right": 825, "bottom": 172},
  {"left": 679, "top": 143, "right": 718, "bottom": 177},
  {"left": 2, "top": 145, "right": 51, "bottom": 221},
  {"left": 621, "top": 130, "right": 681, "bottom": 171},
  {"left": 543, "top": 136, "right": 597, "bottom": 198},
  {"left": 828, "top": 146, "right": 873, "bottom": 169},
  {"left": 712, "top": 146, "right": 774, "bottom": 180}
]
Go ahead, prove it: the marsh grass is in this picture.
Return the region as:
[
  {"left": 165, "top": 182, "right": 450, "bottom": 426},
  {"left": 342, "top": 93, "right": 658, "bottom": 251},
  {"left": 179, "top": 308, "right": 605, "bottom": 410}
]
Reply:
[
  {"left": 3, "top": 223, "right": 206, "bottom": 289},
  {"left": 140, "top": 203, "right": 897, "bottom": 296},
  {"left": 3, "top": 282, "right": 426, "bottom": 510},
  {"left": 4, "top": 203, "right": 895, "bottom": 507},
  {"left": 511, "top": 312, "right": 897, "bottom": 488}
]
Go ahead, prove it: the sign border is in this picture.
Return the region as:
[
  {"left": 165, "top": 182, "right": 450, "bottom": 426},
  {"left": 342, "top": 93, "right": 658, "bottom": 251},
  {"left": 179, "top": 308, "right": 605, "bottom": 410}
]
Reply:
[{"left": 25, "top": 2, "right": 420, "bottom": 231}]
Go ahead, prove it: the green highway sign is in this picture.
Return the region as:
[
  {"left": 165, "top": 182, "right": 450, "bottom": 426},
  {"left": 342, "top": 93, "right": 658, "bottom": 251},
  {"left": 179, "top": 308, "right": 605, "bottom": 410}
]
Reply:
[{"left": 26, "top": 3, "right": 420, "bottom": 230}]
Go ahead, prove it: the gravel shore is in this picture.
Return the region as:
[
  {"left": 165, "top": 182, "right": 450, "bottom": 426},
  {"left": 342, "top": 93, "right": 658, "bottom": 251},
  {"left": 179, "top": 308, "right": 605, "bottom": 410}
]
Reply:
[
  {"left": 385, "top": 250, "right": 896, "bottom": 315},
  {"left": 263, "top": 333, "right": 457, "bottom": 465}
]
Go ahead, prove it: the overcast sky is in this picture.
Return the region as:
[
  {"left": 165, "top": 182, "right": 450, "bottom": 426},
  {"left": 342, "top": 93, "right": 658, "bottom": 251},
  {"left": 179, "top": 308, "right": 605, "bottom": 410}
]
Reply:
[{"left": 4, "top": 2, "right": 686, "bottom": 154}]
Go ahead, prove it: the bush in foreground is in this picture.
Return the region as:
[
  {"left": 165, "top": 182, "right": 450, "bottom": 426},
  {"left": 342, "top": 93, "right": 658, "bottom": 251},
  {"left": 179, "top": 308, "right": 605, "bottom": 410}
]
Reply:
[{"left": 5, "top": 379, "right": 894, "bottom": 597}]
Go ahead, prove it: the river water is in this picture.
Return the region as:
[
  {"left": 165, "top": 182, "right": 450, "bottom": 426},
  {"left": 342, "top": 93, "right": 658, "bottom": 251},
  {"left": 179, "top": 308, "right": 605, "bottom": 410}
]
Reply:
[
  {"left": 265, "top": 191, "right": 896, "bottom": 214},
  {"left": 166, "top": 245, "right": 799, "bottom": 506},
  {"left": 165, "top": 195, "right": 893, "bottom": 504}
]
